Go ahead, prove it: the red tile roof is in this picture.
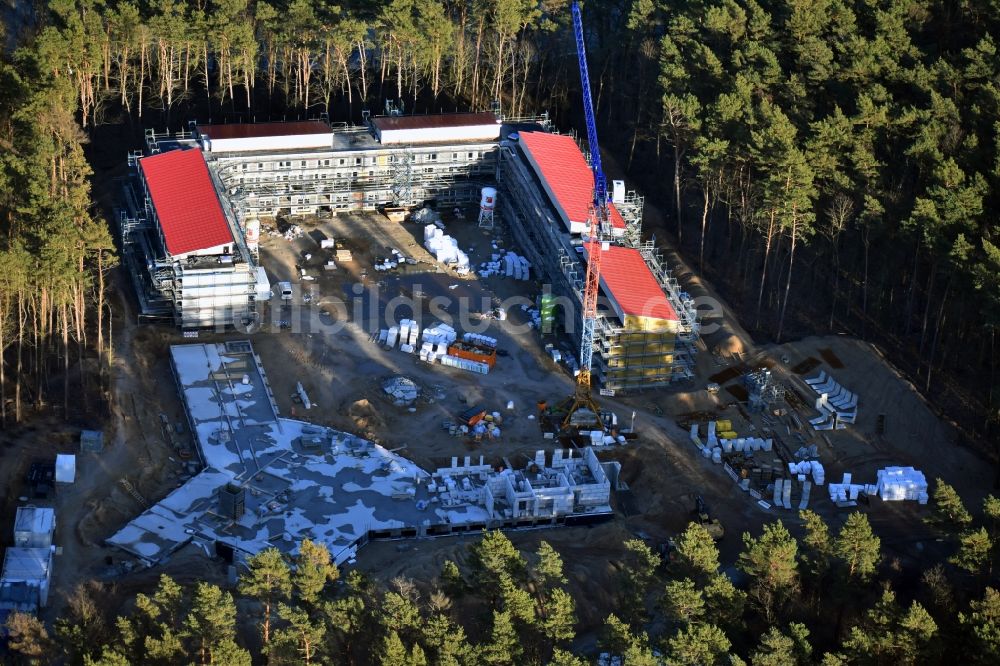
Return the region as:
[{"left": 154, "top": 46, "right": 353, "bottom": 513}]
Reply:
[
  {"left": 196, "top": 120, "right": 331, "bottom": 140},
  {"left": 140, "top": 149, "right": 233, "bottom": 257},
  {"left": 517, "top": 131, "right": 625, "bottom": 229},
  {"left": 373, "top": 112, "right": 499, "bottom": 131},
  {"left": 585, "top": 242, "right": 678, "bottom": 321}
]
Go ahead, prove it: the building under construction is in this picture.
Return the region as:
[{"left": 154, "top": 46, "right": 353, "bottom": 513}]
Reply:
[
  {"left": 118, "top": 110, "right": 697, "bottom": 388},
  {"left": 118, "top": 112, "right": 527, "bottom": 328},
  {"left": 498, "top": 131, "right": 698, "bottom": 390}
]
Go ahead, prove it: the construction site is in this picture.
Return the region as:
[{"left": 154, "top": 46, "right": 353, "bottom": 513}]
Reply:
[
  {"left": 80, "top": 82, "right": 957, "bottom": 576},
  {"left": 1, "top": 5, "right": 995, "bottom": 651}
]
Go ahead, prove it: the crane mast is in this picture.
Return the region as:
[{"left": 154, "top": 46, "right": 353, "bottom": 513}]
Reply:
[{"left": 562, "top": 0, "right": 607, "bottom": 431}]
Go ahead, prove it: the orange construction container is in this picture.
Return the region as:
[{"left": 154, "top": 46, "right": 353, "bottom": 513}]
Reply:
[{"left": 447, "top": 342, "right": 497, "bottom": 368}]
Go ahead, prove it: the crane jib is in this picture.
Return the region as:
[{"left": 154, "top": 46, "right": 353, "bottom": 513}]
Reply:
[{"left": 571, "top": 1, "right": 608, "bottom": 212}]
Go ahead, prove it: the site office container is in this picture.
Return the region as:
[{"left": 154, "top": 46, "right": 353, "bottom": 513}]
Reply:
[{"left": 447, "top": 342, "right": 497, "bottom": 368}]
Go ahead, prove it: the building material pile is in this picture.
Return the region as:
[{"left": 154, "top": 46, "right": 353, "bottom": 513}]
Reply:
[
  {"left": 424, "top": 225, "right": 470, "bottom": 271},
  {"left": 417, "top": 322, "right": 457, "bottom": 363},
  {"left": 478, "top": 251, "right": 531, "bottom": 280},
  {"left": 378, "top": 318, "right": 421, "bottom": 352},
  {"left": 876, "top": 466, "right": 928, "bottom": 502},
  {"left": 804, "top": 371, "right": 858, "bottom": 429},
  {"left": 788, "top": 460, "right": 825, "bottom": 485}
]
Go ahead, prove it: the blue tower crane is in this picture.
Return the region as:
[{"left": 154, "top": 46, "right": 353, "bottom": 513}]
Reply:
[{"left": 561, "top": 0, "right": 607, "bottom": 432}]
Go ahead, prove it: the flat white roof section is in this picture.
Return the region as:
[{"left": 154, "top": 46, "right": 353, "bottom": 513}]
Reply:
[
  {"left": 55, "top": 454, "right": 76, "bottom": 483},
  {"left": 1, "top": 548, "right": 52, "bottom": 582},
  {"left": 14, "top": 507, "right": 55, "bottom": 545},
  {"left": 0, "top": 547, "right": 53, "bottom": 609}
]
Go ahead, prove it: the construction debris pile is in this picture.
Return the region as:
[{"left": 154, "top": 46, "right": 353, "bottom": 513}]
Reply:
[
  {"left": 374, "top": 248, "right": 412, "bottom": 271},
  {"left": 442, "top": 405, "right": 504, "bottom": 441},
  {"left": 805, "top": 371, "right": 858, "bottom": 429},
  {"left": 266, "top": 223, "right": 304, "bottom": 241},
  {"left": 691, "top": 420, "right": 775, "bottom": 462},
  {"left": 690, "top": 419, "right": 805, "bottom": 511},
  {"left": 382, "top": 376, "right": 420, "bottom": 406}
]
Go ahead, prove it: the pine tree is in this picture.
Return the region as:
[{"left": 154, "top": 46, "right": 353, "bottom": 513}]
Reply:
[
  {"left": 843, "top": 587, "right": 938, "bottom": 664},
  {"left": 800, "top": 510, "right": 833, "bottom": 582},
  {"left": 703, "top": 573, "right": 746, "bottom": 635},
  {"left": 441, "top": 559, "right": 465, "bottom": 596},
  {"left": 469, "top": 530, "right": 526, "bottom": 602},
  {"left": 481, "top": 610, "right": 521, "bottom": 665},
  {"left": 539, "top": 587, "right": 576, "bottom": 645},
  {"left": 182, "top": 582, "right": 242, "bottom": 665},
  {"left": 834, "top": 512, "right": 881, "bottom": 582},
  {"left": 379, "top": 630, "right": 408, "bottom": 666},
  {"left": 321, "top": 570, "right": 367, "bottom": 660},
  {"left": 239, "top": 547, "right": 292, "bottom": 645},
  {"left": 617, "top": 538, "right": 660, "bottom": 624},
  {"left": 292, "top": 538, "right": 338, "bottom": 606},
  {"left": 601, "top": 614, "right": 657, "bottom": 665},
  {"left": 270, "top": 603, "right": 326, "bottom": 665},
  {"left": 379, "top": 590, "right": 422, "bottom": 635},
  {"left": 409, "top": 642, "right": 428, "bottom": 666},
  {"left": 548, "top": 648, "right": 588, "bottom": 666},
  {"left": 421, "top": 613, "right": 475, "bottom": 666},
  {"left": 929, "top": 479, "right": 973, "bottom": 533},
  {"left": 499, "top": 572, "right": 535, "bottom": 624},
  {"left": 673, "top": 521, "right": 721, "bottom": 581},
  {"left": 959, "top": 587, "right": 1000, "bottom": 663},
  {"left": 535, "top": 540, "right": 568, "bottom": 589},
  {"left": 661, "top": 578, "right": 705, "bottom": 626},
  {"left": 951, "top": 527, "right": 993, "bottom": 576},
  {"left": 738, "top": 521, "right": 800, "bottom": 623},
  {"left": 665, "top": 622, "right": 732, "bottom": 666},
  {"left": 750, "top": 623, "right": 812, "bottom": 666},
  {"left": 83, "top": 647, "right": 131, "bottom": 666}
]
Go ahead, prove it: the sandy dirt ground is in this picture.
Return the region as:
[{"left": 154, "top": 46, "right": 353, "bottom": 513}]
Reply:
[{"left": 8, "top": 203, "right": 994, "bottom": 633}]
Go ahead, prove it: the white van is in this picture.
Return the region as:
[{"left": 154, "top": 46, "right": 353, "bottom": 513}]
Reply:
[{"left": 278, "top": 281, "right": 293, "bottom": 300}]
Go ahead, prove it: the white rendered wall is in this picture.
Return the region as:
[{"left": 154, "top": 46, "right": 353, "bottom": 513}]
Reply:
[
  {"left": 377, "top": 124, "right": 501, "bottom": 145},
  {"left": 177, "top": 265, "right": 252, "bottom": 327},
  {"left": 173, "top": 243, "right": 232, "bottom": 260},
  {"left": 204, "top": 134, "right": 334, "bottom": 153}
]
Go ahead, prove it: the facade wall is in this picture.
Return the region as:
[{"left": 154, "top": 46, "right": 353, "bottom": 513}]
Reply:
[
  {"left": 212, "top": 143, "right": 497, "bottom": 215},
  {"left": 205, "top": 133, "right": 333, "bottom": 153},
  {"left": 176, "top": 264, "right": 255, "bottom": 329},
  {"left": 375, "top": 124, "right": 501, "bottom": 145}
]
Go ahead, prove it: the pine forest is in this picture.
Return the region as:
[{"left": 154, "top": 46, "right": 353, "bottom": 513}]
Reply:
[{"left": 1, "top": 0, "right": 1000, "bottom": 663}]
